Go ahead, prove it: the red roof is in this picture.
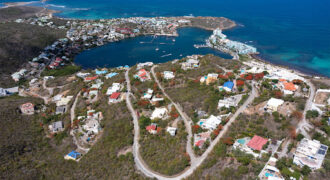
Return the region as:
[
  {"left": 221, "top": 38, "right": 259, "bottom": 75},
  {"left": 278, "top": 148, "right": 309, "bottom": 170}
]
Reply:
[
  {"left": 138, "top": 69, "right": 147, "bottom": 77},
  {"left": 244, "top": 74, "right": 253, "bottom": 80},
  {"left": 84, "top": 76, "right": 98, "bottom": 81},
  {"left": 247, "top": 135, "right": 268, "bottom": 151},
  {"left": 218, "top": 74, "right": 228, "bottom": 79},
  {"left": 226, "top": 72, "right": 233, "bottom": 76},
  {"left": 110, "top": 92, "right": 121, "bottom": 99},
  {"left": 195, "top": 140, "right": 205, "bottom": 147},
  {"left": 283, "top": 82, "right": 297, "bottom": 91},
  {"left": 254, "top": 73, "right": 264, "bottom": 79},
  {"left": 146, "top": 124, "right": 157, "bottom": 131},
  {"left": 55, "top": 57, "right": 63, "bottom": 62},
  {"left": 236, "top": 80, "right": 245, "bottom": 86}
]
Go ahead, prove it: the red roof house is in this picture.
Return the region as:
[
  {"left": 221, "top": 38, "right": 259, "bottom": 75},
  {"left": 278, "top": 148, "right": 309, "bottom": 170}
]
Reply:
[
  {"left": 236, "top": 80, "right": 245, "bottom": 86},
  {"left": 138, "top": 69, "right": 147, "bottom": 77},
  {"left": 283, "top": 82, "right": 297, "bottom": 91},
  {"left": 195, "top": 140, "right": 205, "bottom": 148},
  {"left": 247, "top": 135, "right": 268, "bottom": 151},
  {"left": 244, "top": 74, "right": 253, "bottom": 80},
  {"left": 84, "top": 76, "right": 98, "bottom": 82},
  {"left": 110, "top": 92, "right": 121, "bottom": 100},
  {"left": 146, "top": 124, "right": 157, "bottom": 134},
  {"left": 218, "top": 74, "right": 228, "bottom": 79},
  {"left": 254, "top": 73, "right": 264, "bottom": 80}
]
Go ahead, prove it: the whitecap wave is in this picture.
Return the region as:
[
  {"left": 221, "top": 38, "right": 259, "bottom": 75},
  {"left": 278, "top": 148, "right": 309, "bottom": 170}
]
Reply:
[
  {"left": 72, "top": 8, "right": 90, "bottom": 11},
  {"left": 47, "top": 4, "right": 66, "bottom": 8}
]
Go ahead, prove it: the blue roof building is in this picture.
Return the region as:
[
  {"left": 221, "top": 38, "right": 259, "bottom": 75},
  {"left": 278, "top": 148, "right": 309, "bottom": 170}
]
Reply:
[
  {"left": 95, "top": 69, "right": 108, "bottom": 75},
  {"left": 65, "top": 150, "right": 81, "bottom": 160},
  {"left": 106, "top": 72, "right": 118, "bottom": 79},
  {"left": 223, "top": 81, "right": 234, "bottom": 91}
]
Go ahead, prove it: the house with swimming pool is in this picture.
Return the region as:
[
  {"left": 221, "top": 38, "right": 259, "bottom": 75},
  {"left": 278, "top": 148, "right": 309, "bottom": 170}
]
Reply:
[{"left": 233, "top": 135, "right": 269, "bottom": 158}]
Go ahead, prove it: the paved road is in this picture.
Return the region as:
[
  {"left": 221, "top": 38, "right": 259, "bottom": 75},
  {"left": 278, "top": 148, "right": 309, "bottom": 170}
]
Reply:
[
  {"left": 126, "top": 67, "right": 257, "bottom": 179},
  {"left": 70, "top": 91, "right": 90, "bottom": 153},
  {"left": 151, "top": 65, "right": 196, "bottom": 162},
  {"left": 297, "top": 79, "right": 315, "bottom": 139}
]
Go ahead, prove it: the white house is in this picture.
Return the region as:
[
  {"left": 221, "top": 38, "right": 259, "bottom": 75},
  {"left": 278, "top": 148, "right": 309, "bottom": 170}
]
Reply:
[
  {"left": 137, "top": 62, "right": 153, "bottom": 69},
  {"left": 163, "top": 71, "right": 175, "bottom": 80},
  {"left": 150, "top": 107, "right": 168, "bottom": 120},
  {"left": 167, "top": 127, "right": 177, "bottom": 136},
  {"left": 143, "top": 89, "right": 153, "bottom": 99},
  {"left": 265, "top": 98, "right": 284, "bottom": 112},
  {"left": 197, "top": 115, "right": 222, "bottom": 131},
  {"left": 106, "top": 83, "right": 122, "bottom": 95},
  {"left": 83, "top": 119, "right": 101, "bottom": 134},
  {"left": 218, "top": 94, "right": 243, "bottom": 109}
]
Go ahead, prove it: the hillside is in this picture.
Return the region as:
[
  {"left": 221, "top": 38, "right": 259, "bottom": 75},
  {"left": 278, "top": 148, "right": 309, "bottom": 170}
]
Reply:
[{"left": 0, "top": 6, "right": 66, "bottom": 87}]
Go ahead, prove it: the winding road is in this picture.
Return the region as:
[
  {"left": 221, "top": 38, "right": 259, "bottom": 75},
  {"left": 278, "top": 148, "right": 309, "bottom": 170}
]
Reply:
[
  {"left": 297, "top": 79, "right": 316, "bottom": 139},
  {"left": 125, "top": 67, "right": 257, "bottom": 179}
]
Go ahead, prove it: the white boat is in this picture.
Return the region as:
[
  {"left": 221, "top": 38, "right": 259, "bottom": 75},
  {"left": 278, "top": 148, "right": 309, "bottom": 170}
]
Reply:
[
  {"left": 161, "top": 53, "right": 172, "bottom": 58},
  {"left": 155, "top": 48, "right": 159, "bottom": 51}
]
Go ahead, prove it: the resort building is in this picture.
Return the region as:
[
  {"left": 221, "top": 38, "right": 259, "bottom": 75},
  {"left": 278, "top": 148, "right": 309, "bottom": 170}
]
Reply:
[{"left": 293, "top": 138, "right": 328, "bottom": 170}]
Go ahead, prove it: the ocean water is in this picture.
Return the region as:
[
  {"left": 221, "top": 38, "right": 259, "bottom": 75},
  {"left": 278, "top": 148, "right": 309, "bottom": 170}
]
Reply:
[
  {"left": 3, "top": 0, "right": 330, "bottom": 77},
  {"left": 74, "top": 28, "right": 232, "bottom": 69}
]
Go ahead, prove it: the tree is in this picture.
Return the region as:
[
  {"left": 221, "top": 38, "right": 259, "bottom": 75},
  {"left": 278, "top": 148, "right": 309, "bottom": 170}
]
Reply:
[
  {"left": 139, "top": 116, "right": 151, "bottom": 129},
  {"left": 306, "top": 110, "right": 319, "bottom": 119},
  {"left": 301, "top": 165, "right": 311, "bottom": 176},
  {"left": 297, "top": 133, "right": 304, "bottom": 141}
]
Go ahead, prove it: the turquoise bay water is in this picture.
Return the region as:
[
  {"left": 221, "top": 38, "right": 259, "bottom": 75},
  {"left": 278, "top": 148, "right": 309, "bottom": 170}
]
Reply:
[{"left": 3, "top": 0, "right": 330, "bottom": 76}]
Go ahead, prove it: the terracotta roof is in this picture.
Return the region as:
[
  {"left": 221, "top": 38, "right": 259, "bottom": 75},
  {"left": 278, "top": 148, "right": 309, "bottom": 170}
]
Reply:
[
  {"left": 146, "top": 124, "right": 157, "bottom": 131},
  {"left": 110, "top": 92, "right": 121, "bottom": 99},
  {"left": 236, "top": 80, "right": 245, "bottom": 86},
  {"left": 138, "top": 69, "right": 147, "bottom": 77},
  {"left": 247, "top": 135, "right": 268, "bottom": 151},
  {"left": 195, "top": 140, "right": 205, "bottom": 147},
  {"left": 84, "top": 76, "right": 98, "bottom": 81},
  {"left": 283, "top": 82, "right": 297, "bottom": 91}
]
